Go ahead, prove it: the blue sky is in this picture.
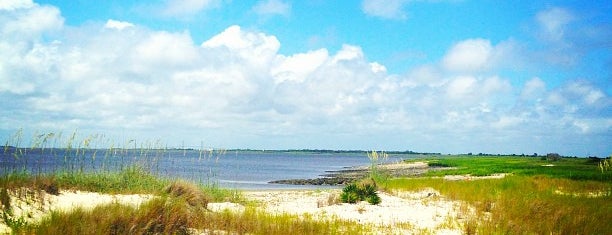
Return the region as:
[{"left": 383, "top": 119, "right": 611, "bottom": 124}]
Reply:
[{"left": 1, "top": 0, "right": 610, "bottom": 156}]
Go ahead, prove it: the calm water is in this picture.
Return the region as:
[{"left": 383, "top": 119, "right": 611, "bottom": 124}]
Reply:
[{"left": 0, "top": 148, "right": 409, "bottom": 189}]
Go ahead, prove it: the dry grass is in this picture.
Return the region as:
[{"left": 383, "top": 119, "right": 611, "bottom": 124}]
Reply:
[
  {"left": 163, "top": 180, "right": 210, "bottom": 209},
  {"left": 22, "top": 198, "right": 369, "bottom": 235},
  {"left": 12, "top": 180, "right": 369, "bottom": 235},
  {"left": 27, "top": 197, "right": 195, "bottom": 235}
]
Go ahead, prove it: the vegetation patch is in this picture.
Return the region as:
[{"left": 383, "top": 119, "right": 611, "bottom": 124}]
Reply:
[
  {"left": 340, "top": 179, "right": 381, "bottom": 205},
  {"left": 385, "top": 155, "right": 612, "bottom": 235},
  {"left": 420, "top": 155, "right": 611, "bottom": 181}
]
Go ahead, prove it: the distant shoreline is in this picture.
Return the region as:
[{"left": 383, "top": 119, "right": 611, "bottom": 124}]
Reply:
[{"left": 269, "top": 161, "right": 449, "bottom": 186}]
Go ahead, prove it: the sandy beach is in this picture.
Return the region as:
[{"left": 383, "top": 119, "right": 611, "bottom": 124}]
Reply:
[
  {"left": 1, "top": 186, "right": 471, "bottom": 234},
  {"left": 0, "top": 189, "right": 155, "bottom": 233},
  {"left": 232, "top": 189, "right": 467, "bottom": 234},
  {"left": 0, "top": 162, "right": 487, "bottom": 234}
]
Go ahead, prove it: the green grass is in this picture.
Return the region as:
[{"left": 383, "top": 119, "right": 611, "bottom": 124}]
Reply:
[
  {"left": 385, "top": 155, "right": 612, "bottom": 234},
  {"left": 418, "top": 155, "right": 611, "bottom": 181},
  {"left": 0, "top": 166, "right": 241, "bottom": 203},
  {"left": 386, "top": 176, "right": 611, "bottom": 234}
]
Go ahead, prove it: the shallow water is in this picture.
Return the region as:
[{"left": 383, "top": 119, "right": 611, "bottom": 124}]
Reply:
[{"left": 0, "top": 148, "right": 410, "bottom": 189}]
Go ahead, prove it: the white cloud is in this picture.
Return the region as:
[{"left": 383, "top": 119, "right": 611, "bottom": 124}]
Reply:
[
  {"left": 0, "top": 2, "right": 610, "bottom": 156},
  {"left": 271, "top": 49, "right": 328, "bottom": 83},
  {"left": 160, "top": 0, "right": 221, "bottom": 17},
  {"left": 369, "top": 62, "right": 387, "bottom": 73},
  {"left": 0, "top": 0, "right": 34, "bottom": 10},
  {"left": 1, "top": 3, "right": 63, "bottom": 39},
  {"left": 252, "top": 0, "right": 291, "bottom": 17},
  {"left": 202, "top": 25, "right": 280, "bottom": 69},
  {"left": 361, "top": 0, "right": 408, "bottom": 20},
  {"left": 520, "top": 77, "right": 546, "bottom": 100},
  {"left": 442, "top": 38, "right": 492, "bottom": 72},
  {"left": 531, "top": 7, "right": 610, "bottom": 67},
  {"left": 546, "top": 81, "right": 607, "bottom": 108},
  {"left": 332, "top": 44, "right": 365, "bottom": 63},
  {"left": 104, "top": 19, "right": 134, "bottom": 30},
  {"left": 445, "top": 76, "right": 477, "bottom": 99},
  {"left": 536, "top": 7, "right": 574, "bottom": 42},
  {"left": 441, "top": 38, "right": 526, "bottom": 73},
  {"left": 130, "top": 31, "right": 199, "bottom": 72}
]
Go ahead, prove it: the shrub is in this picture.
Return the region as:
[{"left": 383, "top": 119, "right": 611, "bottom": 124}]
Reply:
[
  {"left": 340, "top": 184, "right": 360, "bottom": 203},
  {"left": 366, "top": 193, "right": 381, "bottom": 205},
  {"left": 544, "top": 153, "right": 561, "bottom": 161},
  {"left": 340, "top": 180, "right": 381, "bottom": 205}
]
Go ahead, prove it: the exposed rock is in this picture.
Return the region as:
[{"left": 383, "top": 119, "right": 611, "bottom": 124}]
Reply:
[{"left": 269, "top": 162, "right": 449, "bottom": 186}]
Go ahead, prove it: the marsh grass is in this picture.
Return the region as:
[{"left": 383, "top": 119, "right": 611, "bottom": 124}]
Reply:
[
  {"left": 385, "top": 175, "right": 611, "bottom": 234},
  {"left": 421, "top": 156, "right": 612, "bottom": 181}
]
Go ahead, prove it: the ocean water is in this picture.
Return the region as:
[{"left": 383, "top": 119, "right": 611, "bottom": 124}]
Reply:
[{"left": 0, "top": 148, "right": 409, "bottom": 189}]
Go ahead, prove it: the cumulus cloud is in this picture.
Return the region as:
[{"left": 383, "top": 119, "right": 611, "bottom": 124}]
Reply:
[
  {"left": 0, "top": 2, "right": 610, "bottom": 156},
  {"left": 104, "top": 19, "right": 134, "bottom": 30},
  {"left": 252, "top": 0, "right": 290, "bottom": 17},
  {"left": 271, "top": 49, "right": 328, "bottom": 83},
  {"left": 0, "top": 2, "right": 63, "bottom": 40},
  {"left": 441, "top": 38, "right": 527, "bottom": 74},
  {"left": 442, "top": 38, "right": 492, "bottom": 72}
]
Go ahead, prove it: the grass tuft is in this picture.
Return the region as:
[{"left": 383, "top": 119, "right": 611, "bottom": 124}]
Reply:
[{"left": 163, "top": 180, "right": 210, "bottom": 209}]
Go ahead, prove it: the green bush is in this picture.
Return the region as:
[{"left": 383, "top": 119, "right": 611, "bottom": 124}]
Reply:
[
  {"left": 340, "top": 181, "right": 381, "bottom": 205},
  {"left": 366, "top": 193, "right": 381, "bottom": 205},
  {"left": 340, "top": 184, "right": 359, "bottom": 203}
]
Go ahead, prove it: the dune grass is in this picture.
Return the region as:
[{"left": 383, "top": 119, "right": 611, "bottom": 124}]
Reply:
[
  {"left": 10, "top": 176, "right": 368, "bottom": 235},
  {"left": 23, "top": 198, "right": 369, "bottom": 235},
  {"left": 0, "top": 166, "right": 242, "bottom": 203},
  {"left": 1, "top": 161, "right": 361, "bottom": 234}
]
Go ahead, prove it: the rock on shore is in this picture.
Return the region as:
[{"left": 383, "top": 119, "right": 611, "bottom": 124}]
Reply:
[{"left": 269, "top": 161, "right": 437, "bottom": 185}]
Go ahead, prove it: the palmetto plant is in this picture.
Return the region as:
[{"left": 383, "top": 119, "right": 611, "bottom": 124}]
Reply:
[{"left": 340, "top": 180, "right": 381, "bottom": 205}]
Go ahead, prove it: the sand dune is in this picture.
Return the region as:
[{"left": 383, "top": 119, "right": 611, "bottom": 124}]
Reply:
[
  {"left": 2, "top": 187, "right": 469, "bottom": 234},
  {"left": 209, "top": 189, "right": 467, "bottom": 234}
]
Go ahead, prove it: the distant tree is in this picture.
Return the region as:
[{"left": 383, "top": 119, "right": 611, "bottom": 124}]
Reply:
[{"left": 545, "top": 153, "right": 561, "bottom": 161}]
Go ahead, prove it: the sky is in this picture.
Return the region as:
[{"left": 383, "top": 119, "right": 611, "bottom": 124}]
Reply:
[{"left": 0, "top": 0, "right": 610, "bottom": 156}]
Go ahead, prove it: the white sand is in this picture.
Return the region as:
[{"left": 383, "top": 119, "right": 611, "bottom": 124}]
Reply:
[
  {"left": 2, "top": 184, "right": 474, "bottom": 234},
  {"left": 209, "top": 189, "right": 468, "bottom": 234},
  {"left": 0, "top": 189, "right": 154, "bottom": 234}
]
